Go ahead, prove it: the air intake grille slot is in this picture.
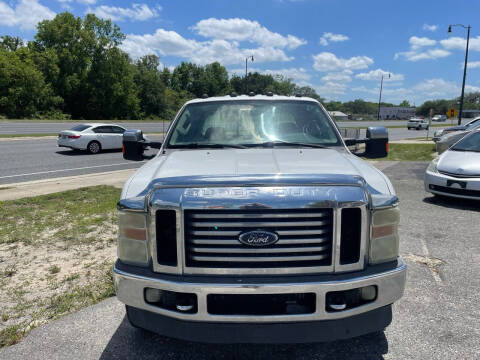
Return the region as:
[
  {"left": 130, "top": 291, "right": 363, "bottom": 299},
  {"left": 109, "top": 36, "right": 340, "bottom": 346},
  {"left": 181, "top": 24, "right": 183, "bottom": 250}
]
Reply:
[{"left": 184, "top": 209, "right": 333, "bottom": 269}]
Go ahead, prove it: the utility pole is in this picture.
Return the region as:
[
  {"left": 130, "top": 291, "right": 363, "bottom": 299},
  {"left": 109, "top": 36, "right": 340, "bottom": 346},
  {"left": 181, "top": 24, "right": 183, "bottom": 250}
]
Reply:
[
  {"left": 245, "top": 56, "right": 254, "bottom": 94},
  {"left": 377, "top": 73, "right": 390, "bottom": 120},
  {"left": 448, "top": 24, "right": 471, "bottom": 125}
]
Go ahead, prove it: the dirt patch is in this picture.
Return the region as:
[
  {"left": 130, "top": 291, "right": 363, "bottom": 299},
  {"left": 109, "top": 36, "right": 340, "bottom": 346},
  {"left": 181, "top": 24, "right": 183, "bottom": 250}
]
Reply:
[{"left": 0, "top": 186, "right": 121, "bottom": 347}]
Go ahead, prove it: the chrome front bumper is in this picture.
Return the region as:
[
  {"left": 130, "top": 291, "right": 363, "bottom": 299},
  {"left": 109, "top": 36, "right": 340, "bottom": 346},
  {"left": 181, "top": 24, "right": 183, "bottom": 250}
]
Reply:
[{"left": 114, "top": 258, "right": 406, "bottom": 323}]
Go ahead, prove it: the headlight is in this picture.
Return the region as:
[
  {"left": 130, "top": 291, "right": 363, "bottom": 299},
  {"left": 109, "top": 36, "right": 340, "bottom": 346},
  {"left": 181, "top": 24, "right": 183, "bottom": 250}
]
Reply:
[
  {"left": 118, "top": 210, "right": 149, "bottom": 266},
  {"left": 369, "top": 206, "right": 400, "bottom": 264},
  {"left": 426, "top": 158, "right": 438, "bottom": 173}
]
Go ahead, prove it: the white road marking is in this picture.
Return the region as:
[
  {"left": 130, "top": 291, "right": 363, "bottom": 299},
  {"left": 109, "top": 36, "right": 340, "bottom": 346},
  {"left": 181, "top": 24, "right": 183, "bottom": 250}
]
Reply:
[{"left": 0, "top": 162, "right": 143, "bottom": 180}]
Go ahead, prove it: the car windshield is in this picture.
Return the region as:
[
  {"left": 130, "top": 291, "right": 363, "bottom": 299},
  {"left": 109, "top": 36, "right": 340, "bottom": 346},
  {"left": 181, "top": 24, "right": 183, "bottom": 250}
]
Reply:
[
  {"left": 451, "top": 131, "right": 480, "bottom": 152},
  {"left": 166, "top": 100, "right": 341, "bottom": 148},
  {"left": 70, "top": 124, "right": 91, "bottom": 132},
  {"left": 465, "top": 120, "right": 480, "bottom": 131}
]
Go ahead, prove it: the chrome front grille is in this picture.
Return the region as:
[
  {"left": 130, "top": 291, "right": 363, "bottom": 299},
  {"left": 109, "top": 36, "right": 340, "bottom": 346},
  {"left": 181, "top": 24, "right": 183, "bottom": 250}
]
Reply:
[{"left": 184, "top": 209, "right": 333, "bottom": 270}]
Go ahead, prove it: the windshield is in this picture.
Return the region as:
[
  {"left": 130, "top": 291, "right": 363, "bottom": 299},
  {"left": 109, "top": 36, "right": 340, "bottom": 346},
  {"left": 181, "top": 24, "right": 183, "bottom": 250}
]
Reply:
[
  {"left": 465, "top": 120, "right": 480, "bottom": 131},
  {"left": 166, "top": 100, "right": 341, "bottom": 148},
  {"left": 451, "top": 131, "right": 480, "bottom": 152},
  {"left": 70, "top": 124, "right": 91, "bottom": 132}
]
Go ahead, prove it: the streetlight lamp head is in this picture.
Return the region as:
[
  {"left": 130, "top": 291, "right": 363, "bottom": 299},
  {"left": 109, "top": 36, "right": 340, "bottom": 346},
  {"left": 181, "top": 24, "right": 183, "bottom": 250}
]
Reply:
[{"left": 448, "top": 25, "right": 452, "bottom": 33}]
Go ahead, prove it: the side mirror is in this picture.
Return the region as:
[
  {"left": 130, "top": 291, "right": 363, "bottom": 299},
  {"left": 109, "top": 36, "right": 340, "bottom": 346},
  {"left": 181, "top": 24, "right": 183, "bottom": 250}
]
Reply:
[
  {"left": 364, "top": 126, "right": 389, "bottom": 158},
  {"left": 123, "top": 129, "right": 146, "bottom": 161},
  {"left": 122, "top": 129, "right": 162, "bottom": 161}
]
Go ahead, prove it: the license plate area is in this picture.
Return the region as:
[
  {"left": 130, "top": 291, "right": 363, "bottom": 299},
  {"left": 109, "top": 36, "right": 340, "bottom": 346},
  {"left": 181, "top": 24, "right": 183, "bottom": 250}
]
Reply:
[{"left": 207, "top": 293, "right": 316, "bottom": 316}]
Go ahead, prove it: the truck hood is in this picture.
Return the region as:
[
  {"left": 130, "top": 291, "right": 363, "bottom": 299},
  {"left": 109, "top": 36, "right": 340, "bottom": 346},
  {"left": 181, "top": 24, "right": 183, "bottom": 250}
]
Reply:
[{"left": 122, "top": 148, "right": 395, "bottom": 200}]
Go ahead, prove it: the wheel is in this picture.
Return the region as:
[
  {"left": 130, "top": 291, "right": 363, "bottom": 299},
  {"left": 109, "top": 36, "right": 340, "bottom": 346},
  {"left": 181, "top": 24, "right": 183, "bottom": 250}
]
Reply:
[
  {"left": 426, "top": 126, "right": 429, "bottom": 130},
  {"left": 87, "top": 141, "right": 101, "bottom": 154},
  {"left": 407, "top": 127, "right": 411, "bottom": 130}
]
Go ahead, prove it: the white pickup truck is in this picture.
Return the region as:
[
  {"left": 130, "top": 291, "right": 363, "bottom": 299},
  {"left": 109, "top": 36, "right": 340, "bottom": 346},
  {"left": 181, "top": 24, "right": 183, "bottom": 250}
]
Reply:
[{"left": 114, "top": 95, "right": 406, "bottom": 343}]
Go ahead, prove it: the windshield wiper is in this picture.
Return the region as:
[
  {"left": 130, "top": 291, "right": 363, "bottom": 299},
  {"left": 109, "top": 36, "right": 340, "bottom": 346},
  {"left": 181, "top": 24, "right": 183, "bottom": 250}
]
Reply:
[
  {"left": 169, "top": 143, "right": 248, "bottom": 149},
  {"left": 248, "top": 141, "right": 329, "bottom": 149}
]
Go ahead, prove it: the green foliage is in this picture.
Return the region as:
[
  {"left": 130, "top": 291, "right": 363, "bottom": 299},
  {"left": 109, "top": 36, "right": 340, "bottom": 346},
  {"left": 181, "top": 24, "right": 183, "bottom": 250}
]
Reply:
[
  {"left": 0, "top": 48, "right": 62, "bottom": 118},
  {"left": 0, "top": 11, "right": 477, "bottom": 121}
]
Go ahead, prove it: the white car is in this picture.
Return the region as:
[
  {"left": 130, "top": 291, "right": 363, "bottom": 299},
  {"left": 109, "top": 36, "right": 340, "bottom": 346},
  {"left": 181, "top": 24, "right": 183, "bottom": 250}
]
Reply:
[
  {"left": 425, "top": 130, "right": 480, "bottom": 200},
  {"left": 432, "top": 115, "right": 447, "bottom": 122},
  {"left": 407, "top": 118, "right": 429, "bottom": 130},
  {"left": 57, "top": 123, "right": 126, "bottom": 154}
]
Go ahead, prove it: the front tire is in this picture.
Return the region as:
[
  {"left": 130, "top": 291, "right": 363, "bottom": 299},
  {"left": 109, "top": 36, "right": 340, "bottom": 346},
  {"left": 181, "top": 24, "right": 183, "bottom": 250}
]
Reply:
[{"left": 87, "top": 141, "right": 101, "bottom": 154}]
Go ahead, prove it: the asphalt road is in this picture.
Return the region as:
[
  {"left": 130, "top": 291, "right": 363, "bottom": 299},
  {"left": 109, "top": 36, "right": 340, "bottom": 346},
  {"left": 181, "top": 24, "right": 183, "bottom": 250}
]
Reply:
[
  {"left": 0, "top": 128, "right": 432, "bottom": 185},
  {"left": 1, "top": 161, "right": 479, "bottom": 359},
  {"left": 0, "top": 138, "right": 160, "bottom": 185}
]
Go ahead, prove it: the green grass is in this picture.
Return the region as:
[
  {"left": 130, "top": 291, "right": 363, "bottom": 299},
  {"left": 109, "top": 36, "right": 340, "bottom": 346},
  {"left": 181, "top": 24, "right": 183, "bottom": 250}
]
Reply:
[
  {"left": 375, "top": 143, "right": 437, "bottom": 161},
  {"left": 0, "top": 185, "right": 121, "bottom": 246},
  {"left": 0, "top": 133, "right": 58, "bottom": 138}
]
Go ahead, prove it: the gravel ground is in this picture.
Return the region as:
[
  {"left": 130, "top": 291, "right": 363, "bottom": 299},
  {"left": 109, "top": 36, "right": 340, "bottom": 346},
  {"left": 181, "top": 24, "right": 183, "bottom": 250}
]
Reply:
[{"left": 1, "top": 161, "right": 479, "bottom": 360}]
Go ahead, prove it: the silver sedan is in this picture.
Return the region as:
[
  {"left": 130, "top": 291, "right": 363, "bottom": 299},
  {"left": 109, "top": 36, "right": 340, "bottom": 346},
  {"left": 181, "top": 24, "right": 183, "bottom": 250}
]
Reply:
[
  {"left": 57, "top": 123, "right": 126, "bottom": 154},
  {"left": 425, "top": 130, "right": 480, "bottom": 200}
]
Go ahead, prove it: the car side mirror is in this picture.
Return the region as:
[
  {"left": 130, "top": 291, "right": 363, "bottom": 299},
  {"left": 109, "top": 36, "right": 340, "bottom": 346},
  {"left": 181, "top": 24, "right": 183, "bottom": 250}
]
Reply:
[
  {"left": 122, "top": 129, "right": 162, "bottom": 161},
  {"left": 346, "top": 126, "right": 389, "bottom": 158},
  {"left": 364, "top": 126, "right": 389, "bottom": 158}
]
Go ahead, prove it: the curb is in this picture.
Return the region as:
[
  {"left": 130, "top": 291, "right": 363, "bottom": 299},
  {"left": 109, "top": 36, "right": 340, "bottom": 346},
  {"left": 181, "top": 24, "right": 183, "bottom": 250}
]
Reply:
[{"left": 0, "top": 169, "right": 136, "bottom": 201}]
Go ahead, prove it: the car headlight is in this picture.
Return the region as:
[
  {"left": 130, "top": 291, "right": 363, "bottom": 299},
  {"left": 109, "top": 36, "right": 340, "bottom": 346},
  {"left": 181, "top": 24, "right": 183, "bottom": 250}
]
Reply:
[
  {"left": 118, "top": 210, "right": 149, "bottom": 266},
  {"left": 427, "top": 158, "right": 438, "bottom": 173},
  {"left": 369, "top": 206, "right": 400, "bottom": 265}
]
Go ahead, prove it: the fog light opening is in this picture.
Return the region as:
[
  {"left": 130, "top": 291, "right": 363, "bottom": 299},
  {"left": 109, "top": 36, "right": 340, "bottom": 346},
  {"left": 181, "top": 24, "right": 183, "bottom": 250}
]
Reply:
[
  {"left": 144, "top": 288, "right": 198, "bottom": 314},
  {"left": 360, "top": 285, "right": 377, "bottom": 301},
  {"left": 326, "top": 286, "right": 377, "bottom": 312}
]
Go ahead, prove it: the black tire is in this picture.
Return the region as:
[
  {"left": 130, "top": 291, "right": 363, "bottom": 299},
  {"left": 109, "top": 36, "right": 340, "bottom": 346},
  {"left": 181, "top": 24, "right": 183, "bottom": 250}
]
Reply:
[{"left": 87, "top": 141, "right": 101, "bottom": 154}]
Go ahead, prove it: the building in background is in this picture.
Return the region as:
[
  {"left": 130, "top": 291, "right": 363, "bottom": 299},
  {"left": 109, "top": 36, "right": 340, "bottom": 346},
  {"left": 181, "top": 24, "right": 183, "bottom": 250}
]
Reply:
[
  {"left": 329, "top": 111, "right": 349, "bottom": 121},
  {"left": 461, "top": 109, "right": 480, "bottom": 118},
  {"left": 379, "top": 106, "right": 416, "bottom": 120}
]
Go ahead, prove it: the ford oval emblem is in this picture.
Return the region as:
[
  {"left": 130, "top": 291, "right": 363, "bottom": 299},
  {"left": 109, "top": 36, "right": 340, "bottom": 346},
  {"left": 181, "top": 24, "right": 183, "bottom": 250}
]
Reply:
[{"left": 238, "top": 231, "right": 279, "bottom": 247}]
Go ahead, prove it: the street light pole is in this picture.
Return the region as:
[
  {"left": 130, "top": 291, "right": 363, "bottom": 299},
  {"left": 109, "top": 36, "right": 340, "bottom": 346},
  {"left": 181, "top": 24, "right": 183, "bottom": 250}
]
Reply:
[
  {"left": 245, "top": 55, "right": 254, "bottom": 94},
  {"left": 377, "top": 73, "right": 390, "bottom": 120},
  {"left": 448, "top": 24, "right": 471, "bottom": 125}
]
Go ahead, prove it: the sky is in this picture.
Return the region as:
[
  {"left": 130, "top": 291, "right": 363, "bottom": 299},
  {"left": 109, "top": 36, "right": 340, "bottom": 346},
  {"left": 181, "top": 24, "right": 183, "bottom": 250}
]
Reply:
[{"left": 1, "top": 0, "right": 480, "bottom": 105}]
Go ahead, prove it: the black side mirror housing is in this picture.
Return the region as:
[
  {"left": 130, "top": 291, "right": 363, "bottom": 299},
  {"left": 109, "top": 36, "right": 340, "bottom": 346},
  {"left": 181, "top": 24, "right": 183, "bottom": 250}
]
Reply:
[
  {"left": 365, "top": 126, "right": 389, "bottom": 158},
  {"left": 346, "top": 126, "right": 389, "bottom": 158},
  {"left": 122, "top": 129, "right": 162, "bottom": 161}
]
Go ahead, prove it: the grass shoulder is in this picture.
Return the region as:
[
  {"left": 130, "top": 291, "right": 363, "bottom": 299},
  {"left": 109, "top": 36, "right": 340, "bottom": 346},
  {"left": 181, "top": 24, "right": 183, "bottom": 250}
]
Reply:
[
  {"left": 0, "top": 186, "right": 121, "bottom": 348},
  {"left": 368, "top": 143, "right": 436, "bottom": 161}
]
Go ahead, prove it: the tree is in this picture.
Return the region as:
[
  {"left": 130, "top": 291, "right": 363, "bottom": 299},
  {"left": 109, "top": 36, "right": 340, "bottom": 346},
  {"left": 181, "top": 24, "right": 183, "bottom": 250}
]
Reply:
[
  {"left": 0, "top": 48, "right": 62, "bottom": 118},
  {"left": 399, "top": 100, "right": 411, "bottom": 107},
  {"left": 0, "top": 36, "right": 23, "bottom": 51},
  {"left": 33, "top": 12, "right": 126, "bottom": 118},
  {"left": 134, "top": 54, "right": 166, "bottom": 118},
  {"left": 293, "top": 86, "right": 324, "bottom": 102},
  {"left": 203, "top": 62, "right": 231, "bottom": 96},
  {"left": 86, "top": 47, "right": 139, "bottom": 119}
]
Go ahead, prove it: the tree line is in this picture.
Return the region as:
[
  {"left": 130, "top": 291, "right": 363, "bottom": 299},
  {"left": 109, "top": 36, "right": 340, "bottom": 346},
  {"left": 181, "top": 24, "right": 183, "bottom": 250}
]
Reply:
[
  {"left": 0, "top": 12, "right": 323, "bottom": 120},
  {"left": 1, "top": 12, "right": 478, "bottom": 120}
]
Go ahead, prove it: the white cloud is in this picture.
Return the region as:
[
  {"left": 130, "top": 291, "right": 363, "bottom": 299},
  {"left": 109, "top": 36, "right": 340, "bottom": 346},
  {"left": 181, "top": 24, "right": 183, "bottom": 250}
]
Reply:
[
  {"left": 121, "top": 27, "right": 293, "bottom": 65},
  {"left": 440, "top": 36, "right": 480, "bottom": 52},
  {"left": 88, "top": 3, "right": 160, "bottom": 22},
  {"left": 192, "top": 18, "right": 306, "bottom": 50},
  {"left": 353, "top": 78, "right": 480, "bottom": 103},
  {"left": 319, "top": 32, "right": 349, "bottom": 46},
  {"left": 355, "top": 69, "right": 404, "bottom": 81},
  {"left": 312, "top": 52, "right": 373, "bottom": 72},
  {"left": 395, "top": 35, "right": 451, "bottom": 62},
  {"left": 321, "top": 72, "right": 352, "bottom": 83},
  {"left": 0, "top": 0, "right": 55, "bottom": 30},
  {"left": 423, "top": 24, "right": 438, "bottom": 32},
  {"left": 409, "top": 36, "right": 436, "bottom": 49},
  {"left": 468, "top": 61, "right": 480, "bottom": 69}
]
